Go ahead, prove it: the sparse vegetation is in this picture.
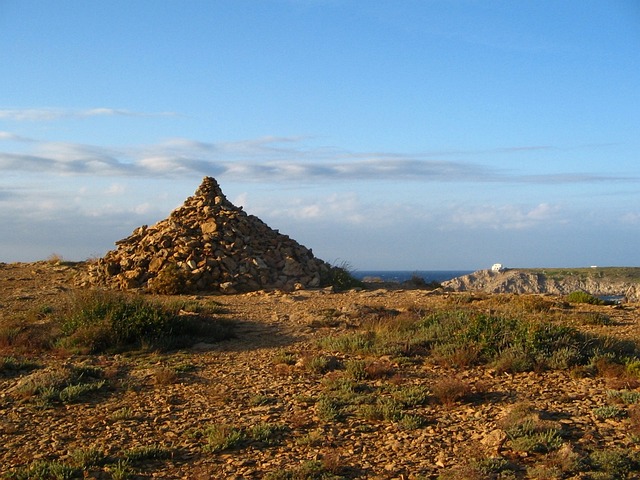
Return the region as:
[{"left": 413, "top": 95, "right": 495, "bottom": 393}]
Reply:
[
  {"left": 12, "top": 363, "right": 107, "bottom": 406},
  {"left": 499, "top": 403, "right": 564, "bottom": 454},
  {"left": 200, "top": 424, "right": 246, "bottom": 452},
  {"left": 69, "top": 448, "right": 107, "bottom": 468},
  {"left": 587, "top": 448, "right": 640, "bottom": 479},
  {"left": 0, "top": 356, "right": 40, "bottom": 375},
  {"left": 7, "top": 460, "right": 78, "bottom": 480},
  {"left": 123, "top": 444, "right": 172, "bottom": 462},
  {"left": 2, "top": 261, "right": 640, "bottom": 478},
  {"left": 4, "top": 289, "right": 236, "bottom": 354}
]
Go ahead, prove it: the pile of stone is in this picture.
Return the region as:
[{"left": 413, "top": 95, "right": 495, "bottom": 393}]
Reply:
[{"left": 86, "top": 177, "right": 332, "bottom": 293}]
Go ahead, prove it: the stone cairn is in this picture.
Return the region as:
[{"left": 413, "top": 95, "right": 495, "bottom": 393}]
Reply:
[{"left": 87, "top": 177, "right": 333, "bottom": 293}]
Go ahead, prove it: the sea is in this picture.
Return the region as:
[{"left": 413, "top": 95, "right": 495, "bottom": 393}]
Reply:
[{"left": 352, "top": 270, "right": 473, "bottom": 284}]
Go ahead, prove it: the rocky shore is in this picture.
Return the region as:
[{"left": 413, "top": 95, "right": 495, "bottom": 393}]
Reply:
[{"left": 443, "top": 268, "right": 640, "bottom": 302}]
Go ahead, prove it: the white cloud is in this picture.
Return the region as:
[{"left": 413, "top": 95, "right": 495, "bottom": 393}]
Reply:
[
  {"left": 105, "top": 183, "right": 126, "bottom": 195},
  {"left": 1, "top": 134, "right": 632, "bottom": 186},
  {"left": 0, "top": 131, "right": 36, "bottom": 142},
  {"left": 449, "top": 203, "right": 563, "bottom": 230},
  {"left": 620, "top": 211, "right": 640, "bottom": 225},
  {"left": 0, "top": 107, "right": 177, "bottom": 121}
]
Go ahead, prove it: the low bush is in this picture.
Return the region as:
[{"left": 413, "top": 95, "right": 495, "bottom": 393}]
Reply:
[
  {"left": 264, "top": 459, "right": 345, "bottom": 480},
  {"left": 53, "top": 290, "right": 234, "bottom": 353},
  {"left": 123, "top": 444, "right": 172, "bottom": 462},
  {"left": 500, "top": 403, "right": 564, "bottom": 454},
  {"left": 587, "top": 448, "right": 640, "bottom": 478},
  {"left": 200, "top": 424, "right": 245, "bottom": 452},
  {"left": 70, "top": 448, "right": 107, "bottom": 468},
  {"left": 0, "top": 356, "right": 40, "bottom": 375},
  {"left": 319, "top": 308, "right": 639, "bottom": 373},
  {"left": 431, "top": 377, "right": 471, "bottom": 407},
  {"left": 316, "top": 394, "right": 346, "bottom": 421},
  {"left": 249, "top": 422, "right": 288, "bottom": 446},
  {"left": 321, "top": 263, "right": 363, "bottom": 292},
  {"left": 566, "top": 290, "right": 604, "bottom": 305},
  {"left": 593, "top": 405, "right": 626, "bottom": 420},
  {"left": 58, "top": 290, "right": 178, "bottom": 352},
  {"left": 7, "top": 460, "right": 79, "bottom": 479},
  {"left": 607, "top": 389, "right": 640, "bottom": 405},
  {"left": 13, "top": 363, "right": 107, "bottom": 406}
]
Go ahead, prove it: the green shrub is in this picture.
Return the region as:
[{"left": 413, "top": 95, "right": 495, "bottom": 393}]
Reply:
[
  {"left": 110, "top": 406, "right": 134, "bottom": 421},
  {"left": 264, "top": 459, "right": 342, "bottom": 480},
  {"left": 391, "top": 384, "right": 430, "bottom": 407},
  {"left": 397, "top": 413, "right": 428, "bottom": 430},
  {"left": 588, "top": 449, "right": 640, "bottom": 478},
  {"left": 509, "top": 429, "right": 563, "bottom": 454},
  {"left": 200, "top": 424, "right": 245, "bottom": 452},
  {"left": 70, "top": 448, "right": 107, "bottom": 467},
  {"left": 109, "top": 459, "right": 132, "bottom": 480},
  {"left": 321, "top": 263, "right": 363, "bottom": 292},
  {"left": 8, "top": 460, "right": 79, "bottom": 479},
  {"left": 13, "top": 363, "right": 106, "bottom": 406},
  {"left": 319, "top": 332, "right": 375, "bottom": 354},
  {"left": 273, "top": 350, "right": 297, "bottom": 366},
  {"left": 566, "top": 290, "right": 604, "bottom": 305},
  {"left": 59, "top": 291, "right": 177, "bottom": 351},
  {"left": 316, "top": 394, "right": 345, "bottom": 421},
  {"left": 249, "top": 422, "right": 287, "bottom": 445},
  {"left": 303, "top": 355, "right": 339, "bottom": 374},
  {"left": 54, "top": 290, "right": 233, "bottom": 353},
  {"left": 421, "top": 310, "right": 631, "bottom": 371},
  {"left": 344, "top": 359, "right": 367, "bottom": 380},
  {"left": 356, "top": 397, "right": 404, "bottom": 422},
  {"left": 607, "top": 389, "right": 640, "bottom": 405},
  {"left": 500, "top": 403, "right": 564, "bottom": 454},
  {"left": 593, "top": 405, "right": 626, "bottom": 420},
  {"left": 123, "top": 444, "right": 172, "bottom": 462},
  {"left": 583, "top": 312, "right": 613, "bottom": 325},
  {"left": 58, "top": 380, "right": 106, "bottom": 403},
  {"left": 319, "top": 306, "right": 638, "bottom": 375},
  {"left": 0, "top": 356, "right": 40, "bottom": 375}
]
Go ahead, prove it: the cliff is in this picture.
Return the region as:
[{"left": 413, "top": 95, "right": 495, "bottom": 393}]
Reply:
[{"left": 442, "top": 268, "right": 640, "bottom": 302}]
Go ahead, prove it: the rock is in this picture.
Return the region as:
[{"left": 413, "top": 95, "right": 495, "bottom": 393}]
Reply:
[
  {"left": 85, "top": 177, "right": 332, "bottom": 294},
  {"left": 442, "top": 268, "right": 639, "bottom": 301},
  {"left": 481, "top": 428, "right": 507, "bottom": 454}
]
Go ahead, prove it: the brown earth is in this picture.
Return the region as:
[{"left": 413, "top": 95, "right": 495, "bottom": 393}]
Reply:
[{"left": 1, "top": 261, "right": 640, "bottom": 479}]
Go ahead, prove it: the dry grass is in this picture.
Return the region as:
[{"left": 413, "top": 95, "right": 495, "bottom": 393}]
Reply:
[{"left": 431, "top": 377, "right": 472, "bottom": 408}]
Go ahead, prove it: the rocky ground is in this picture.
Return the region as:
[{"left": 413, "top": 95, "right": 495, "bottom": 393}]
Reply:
[{"left": 1, "top": 261, "right": 640, "bottom": 479}]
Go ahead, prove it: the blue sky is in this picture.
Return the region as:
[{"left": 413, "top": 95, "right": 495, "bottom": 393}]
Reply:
[{"left": 1, "top": 0, "right": 639, "bottom": 270}]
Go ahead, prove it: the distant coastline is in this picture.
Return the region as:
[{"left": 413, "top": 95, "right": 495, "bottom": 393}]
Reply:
[{"left": 353, "top": 270, "right": 473, "bottom": 284}]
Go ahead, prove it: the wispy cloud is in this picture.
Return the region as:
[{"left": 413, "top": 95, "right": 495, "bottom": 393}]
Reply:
[
  {"left": 0, "top": 135, "right": 634, "bottom": 185},
  {"left": 0, "top": 131, "right": 36, "bottom": 142},
  {"left": 449, "top": 203, "right": 564, "bottom": 230},
  {"left": 0, "top": 108, "right": 177, "bottom": 121}
]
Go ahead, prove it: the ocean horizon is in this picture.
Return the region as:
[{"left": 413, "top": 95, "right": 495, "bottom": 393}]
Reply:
[{"left": 353, "top": 270, "right": 474, "bottom": 284}]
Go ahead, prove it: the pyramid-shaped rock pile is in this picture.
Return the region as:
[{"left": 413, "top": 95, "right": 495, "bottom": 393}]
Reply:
[{"left": 87, "top": 177, "right": 332, "bottom": 293}]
